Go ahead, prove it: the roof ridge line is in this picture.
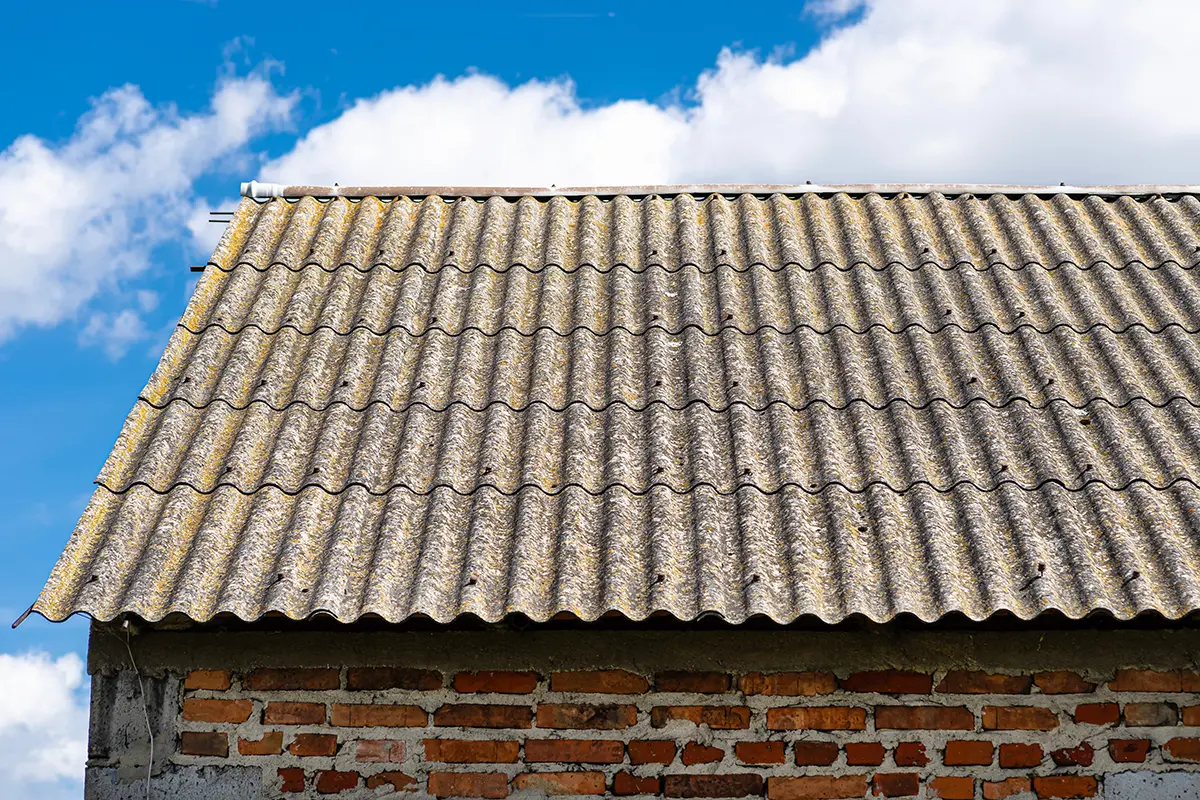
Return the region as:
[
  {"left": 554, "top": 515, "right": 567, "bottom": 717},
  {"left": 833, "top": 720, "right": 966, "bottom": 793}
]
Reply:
[{"left": 240, "top": 180, "right": 1200, "bottom": 200}]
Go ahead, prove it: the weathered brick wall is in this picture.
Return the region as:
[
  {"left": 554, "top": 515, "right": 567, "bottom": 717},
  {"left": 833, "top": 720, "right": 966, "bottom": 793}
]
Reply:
[{"left": 170, "top": 663, "right": 1200, "bottom": 798}]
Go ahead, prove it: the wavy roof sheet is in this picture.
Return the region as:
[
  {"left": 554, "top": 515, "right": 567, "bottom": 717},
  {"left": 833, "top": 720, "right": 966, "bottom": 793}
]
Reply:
[{"left": 32, "top": 189, "right": 1200, "bottom": 625}]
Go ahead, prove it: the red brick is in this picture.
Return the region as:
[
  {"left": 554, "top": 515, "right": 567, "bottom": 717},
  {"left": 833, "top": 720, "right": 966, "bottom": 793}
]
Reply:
[
  {"left": 736, "top": 741, "right": 785, "bottom": 764},
  {"left": 844, "top": 741, "right": 885, "bottom": 766},
  {"left": 184, "top": 669, "right": 231, "bottom": 691},
  {"left": 681, "top": 741, "right": 723, "bottom": 765},
  {"left": 873, "top": 773, "right": 919, "bottom": 797},
  {"left": 1049, "top": 741, "right": 1094, "bottom": 767},
  {"left": 549, "top": 670, "right": 649, "bottom": 694},
  {"left": 793, "top": 741, "right": 839, "bottom": 766},
  {"left": 1165, "top": 737, "right": 1200, "bottom": 762},
  {"left": 289, "top": 733, "right": 338, "bottom": 757},
  {"left": 614, "top": 773, "right": 661, "bottom": 795},
  {"left": 1184, "top": 671, "right": 1200, "bottom": 691},
  {"left": 244, "top": 668, "right": 340, "bottom": 691},
  {"left": 332, "top": 703, "right": 426, "bottom": 727},
  {"left": 982, "top": 705, "right": 1058, "bottom": 730},
  {"left": 424, "top": 739, "right": 519, "bottom": 763},
  {"left": 655, "top": 671, "right": 732, "bottom": 693},
  {"left": 239, "top": 732, "right": 284, "bottom": 756},
  {"left": 1033, "top": 671, "right": 1096, "bottom": 694},
  {"left": 182, "top": 698, "right": 252, "bottom": 723},
  {"left": 314, "top": 770, "right": 359, "bottom": 794},
  {"left": 346, "top": 667, "right": 442, "bottom": 691},
  {"left": 278, "top": 767, "right": 305, "bottom": 793},
  {"left": 943, "top": 740, "right": 993, "bottom": 766},
  {"left": 893, "top": 741, "right": 928, "bottom": 767},
  {"left": 263, "top": 701, "right": 325, "bottom": 725},
  {"left": 180, "top": 731, "right": 227, "bottom": 757},
  {"left": 454, "top": 671, "right": 539, "bottom": 694},
  {"left": 513, "top": 772, "right": 605, "bottom": 795},
  {"left": 538, "top": 703, "right": 637, "bottom": 729},
  {"left": 651, "top": 705, "right": 750, "bottom": 729},
  {"left": 1109, "top": 668, "right": 1182, "bottom": 692},
  {"left": 984, "top": 778, "right": 1031, "bottom": 799},
  {"left": 629, "top": 740, "right": 676, "bottom": 764},
  {"left": 936, "top": 671, "right": 1032, "bottom": 694},
  {"left": 875, "top": 705, "right": 973, "bottom": 730},
  {"left": 738, "top": 671, "right": 836, "bottom": 696},
  {"left": 930, "top": 777, "right": 974, "bottom": 800},
  {"left": 1073, "top": 702, "right": 1119, "bottom": 725},
  {"left": 355, "top": 739, "right": 405, "bottom": 762},
  {"left": 1108, "top": 738, "right": 1150, "bottom": 763},
  {"left": 366, "top": 772, "right": 416, "bottom": 792},
  {"left": 1184, "top": 705, "right": 1200, "bottom": 725},
  {"left": 767, "top": 706, "right": 866, "bottom": 731},
  {"left": 525, "top": 739, "right": 624, "bottom": 763},
  {"left": 665, "top": 774, "right": 764, "bottom": 798},
  {"left": 432, "top": 704, "right": 529, "bottom": 728},
  {"left": 840, "top": 670, "right": 931, "bottom": 694},
  {"left": 241, "top": 732, "right": 291, "bottom": 757},
  {"left": 1124, "top": 701, "right": 1178, "bottom": 726},
  {"left": 998, "top": 742, "right": 1042, "bottom": 768},
  {"left": 768, "top": 776, "right": 869, "bottom": 800},
  {"left": 1032, "top": 776, "right": 1098, "bottom": 798},
  {"left": 429, "top": 772, "right": 509, "bottom": 798}
]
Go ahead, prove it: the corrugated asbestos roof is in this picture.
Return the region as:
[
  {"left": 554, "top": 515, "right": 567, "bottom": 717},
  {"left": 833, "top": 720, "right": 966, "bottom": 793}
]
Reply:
[{"left": 32, "top": 190, "right": 1200, "bottom": 625}]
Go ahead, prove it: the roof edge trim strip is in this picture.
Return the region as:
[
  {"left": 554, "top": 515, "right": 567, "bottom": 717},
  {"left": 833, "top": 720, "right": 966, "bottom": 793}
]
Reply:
[{"left": 239, "top": 180, "right": 1200, "bottom": 200}]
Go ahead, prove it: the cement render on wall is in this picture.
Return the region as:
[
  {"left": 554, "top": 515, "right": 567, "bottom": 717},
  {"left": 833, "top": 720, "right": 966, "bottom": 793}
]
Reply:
[
  {"left": 88, "top": 626, "right": 1200, "bottom": 675},
  {"left": 1105, "top": 771, "right": 1200, "bottom": 799},
  {"left": 85, "top": 625, "right": 1200, "bottom": 800},
  {"left": 87, "top": 765, "right": 262, "bottom": 799}
]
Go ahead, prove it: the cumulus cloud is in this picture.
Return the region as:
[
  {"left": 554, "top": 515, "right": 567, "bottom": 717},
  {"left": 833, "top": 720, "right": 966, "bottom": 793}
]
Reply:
[
  {"left": 79, "top": 308, "right": 150, "bottom": 360},
  {"left": 0, "top": 651, "right": 89, "bottom": 799},
  {"left": 265, "top": 0, "right": 1200, "bottom": 188},
  {"left": 8, "top": 1, "right": 1199, "bottom": 349},
  {"left": 185, "top": 198, "right": 227, "bottom": 256},
  {"left": 76, "top": 290, "right": 162, "bottom": 360},
  {"left": 0, "top": 70, "right": 295, "bottom": 342},
  {"left": 271, "top": 75, "right": 686, "bottom": 187}
]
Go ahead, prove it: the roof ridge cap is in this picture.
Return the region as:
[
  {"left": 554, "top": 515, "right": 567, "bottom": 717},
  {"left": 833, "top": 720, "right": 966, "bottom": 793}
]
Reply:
[{"left": 241, "top": 180, "right": 1200, "bottom": 200}]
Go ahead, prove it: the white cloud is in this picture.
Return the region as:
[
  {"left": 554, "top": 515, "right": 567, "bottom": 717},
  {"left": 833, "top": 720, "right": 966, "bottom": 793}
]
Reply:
[
  {"left": 0, "top": 70, "right": 295, "bottom": 342},
  {"left": 270, "top": 74, "right": 686, "bottom": 187},
  {"left": 265, "top": 0, "right": 1200, "bottom": 187},
  {"left": 79, "top": 308, "right": 150, "bottom": 360},
  {"left": 75, "top": 289, "right": 163, "bottom": 360},
  {"left": 186, "top": 199, "right": 226, "bottom": 257},
  {"left": 0, "top": 651, "right": 89, "bottom": 799},
  {"left": 8, "top": 2, "right": 1199, "bottom": 350},
  {"left": 136, "top": 291, "right": 159, "bottom": 313}
]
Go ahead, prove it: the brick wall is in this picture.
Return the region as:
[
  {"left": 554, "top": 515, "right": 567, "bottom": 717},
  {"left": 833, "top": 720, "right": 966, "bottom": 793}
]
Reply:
[{"left": 173, "top": 664, "right": 1200, "bottom": 798}]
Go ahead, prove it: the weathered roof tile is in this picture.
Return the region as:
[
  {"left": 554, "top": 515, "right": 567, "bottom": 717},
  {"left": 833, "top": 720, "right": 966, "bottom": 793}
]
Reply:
[{"left": 32, "top": 190, "right": 1200, "bottom": 624}]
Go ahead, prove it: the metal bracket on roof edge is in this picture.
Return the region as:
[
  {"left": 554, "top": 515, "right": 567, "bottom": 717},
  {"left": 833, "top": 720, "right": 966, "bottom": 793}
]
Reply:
[
  {"left": 241, "top": 181, "right": 285, "bottom": 199},
  {"left": 10, "top": 603, "right": 34, "bottom": 628}
]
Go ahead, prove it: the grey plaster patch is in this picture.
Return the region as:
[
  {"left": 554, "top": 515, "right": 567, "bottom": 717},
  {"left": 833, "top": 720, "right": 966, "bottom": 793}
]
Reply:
[
  {"left": 88, "top": 670, "right": 179, "bottom": 781},
  {"left": 85, "top": 765, "right": 260, "bottom": 800},
  {"left": 1106, "top": 771, "right": 1200, "bottom": 799}
]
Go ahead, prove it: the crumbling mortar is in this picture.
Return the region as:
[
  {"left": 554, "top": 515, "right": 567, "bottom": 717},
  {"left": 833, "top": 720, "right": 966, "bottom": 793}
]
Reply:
[{"left": 114, "top": 659, "right": 1200, "bottom": 799}]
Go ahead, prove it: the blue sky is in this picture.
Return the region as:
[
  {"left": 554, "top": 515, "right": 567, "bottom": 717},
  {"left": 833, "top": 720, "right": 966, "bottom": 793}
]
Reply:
[
  {"left": 3, "top": 1, "right": 1200, "bottom": 796},
  {"left": 0, "top": 5, "right": 828, "bottom": 795},
  {"left": 0, "top": 1, "right": 823, "bottom": 655}
]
